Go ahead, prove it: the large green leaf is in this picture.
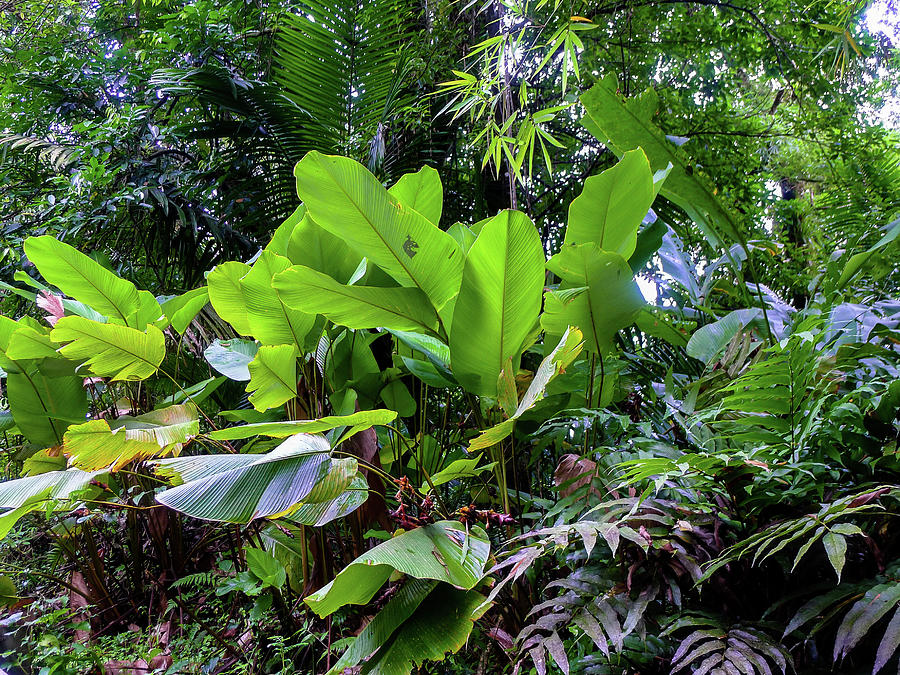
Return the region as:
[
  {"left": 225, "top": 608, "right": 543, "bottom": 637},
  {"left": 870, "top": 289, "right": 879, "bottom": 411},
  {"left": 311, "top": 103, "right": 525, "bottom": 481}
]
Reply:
[
  {"left": 285, "top": 213, "right": 362, "bottom": 284},
  {"left": 543, "top": 244, "right": 644, "bottom": 355},
  {"left": 327, "top": 579, "right": 485, "bottom": 675},
  {"left": 274, "top": 265, "right": 440, "bottom": 335},
  {"left": 388, "top": 165, "right": 443, "bottom": 226},
  {"left": 51, "top": 316, "right": 166, "bottom": 381},
  {"left": 469, "top": 328, "right": 584, "bottom": 450},
  {"left": 153, "top": 433, "right": 353, "bottom": 523},
  {"left": 207, "top": 261, "right": 253, "bottom": 336},
  {"left": 293, "top": 152, "right": 463, "bottom": 322},
  {"left": 685, "top": 308, "right": 761, "bottom": 365},
  {"left": 580, "top": 77, "right": 743, "bottom": 247},
  {"left": 241, "top": 251, "right": 317, "bottom": 349},
  {"left": 23, "top": 236, "right": 139, "bottom": 324},
  {"left": 63, "top": 404, "right": 199, "bottom": 471},
  {"left": 286, "top": 474, "right": 369, "bottom": 527},
  {"left": 0, "top": 467, "right": 105, "bottom": 510},
  {"left": 565, "top": 149, "right": 655, "bottom": 258},
  {"left": 6, "top": 367, "right": 87, "bottom": 447},
  {"left": 305, "top": 520, "right": 489, "bottom": 617},
  {"left": 246, "top": 345, "right": 298, "bottom": 412},
  {"left": 203, "top": 338, "right": 258, "bottom": 381},
  {"left": 160, "top": 287, "right": 209, "bottom": 334},
  {"left": 208, "top": 410, "right": 398, "bottom": 440},
  {"left": 449, "top": 210, "right": 545, "bottom": 396}
]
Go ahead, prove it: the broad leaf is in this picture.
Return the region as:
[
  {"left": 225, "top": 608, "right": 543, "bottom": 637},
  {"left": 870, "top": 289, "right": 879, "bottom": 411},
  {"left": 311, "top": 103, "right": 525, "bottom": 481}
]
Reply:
[
  {"left": 581, "top": 77, "right": 743, "bottom": 247},
  {"left": 154, "top": 433, "right": 353, "bottom": 523},
  {"left": 327, "top": 580, "right": 485, "bottom": 675},
  {"left": 246, "top": 548, "right": 286, "bottom": 589},
  {"left": 51, "top": 316, "right": 166, "bottom": 381},
  {"left": 208, "top": 410, "right": 398, "bottom": 440},
  {"left": 161, "top": 287, "right": 209, "bottom": 334},
  {"left": 204, "top": 338, "right": 258, "bottom": 381},
  {"left": 543, "top": 245, "right": 644, "bottom": 355},
  {"left": 274, "top": 265, "right": 440, "bottom": 335},
  {"left": 241, "top": 251, "right": 317, "bottom": 349},
  {"left": 285, "top": 213, "right": 362, "bottom": 284},
  {"left": 293, "top": 152, "right": 464, "bottom": 321},
  {"left": 246, "top": 345, "right": 298, "bottom": 411},
  {"left": 5, "top": 368, "right": 87, "bottom": 447},
  {"left": 686, "top": 309, "right": 761, "bottom": 365},
  {"left": 565, "top": 149, "right": 656, "bottom": 258},
  {"left": 64, "top": 404, "right": 199, "bottom": 471},
  {"left": 0, "top": 467, "right": 105, "bottom": 510},
  {"left": 24, "top": 236, "right": 139, "bottom": 324},
  {"left": 305, "top": 520, "right": 490, "bottom": 617},
  {"left": 286, "top": 474, "right": 368, "bottom": 527},
  {"left": 449, "top": 210, "right": 545, "bottom": 396},
  {"left": 388, "top": 165, "right": 443, "bottom": 226},
  {"left": 207, "top": 261, "right": 253, "bottom": 336}
]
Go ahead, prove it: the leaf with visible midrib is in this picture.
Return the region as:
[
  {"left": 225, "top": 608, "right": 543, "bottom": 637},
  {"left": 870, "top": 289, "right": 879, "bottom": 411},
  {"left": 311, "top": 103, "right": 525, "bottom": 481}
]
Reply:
[
  {"left": 449, "top": 210, "right": 544, "bottom": 396},
  {"left": 305, "top": 521, "right": 490, "bottom": 618},
  {"left": 580, "top": 77, "right": 743, "bottom": 248},
  {"left": 565, "top": 149, "right": 655, "bottom": 259},
  {"left": 293, "top": 152, "right": 463, "bottom": 323},
  {"left": 153, "top": 434, "right": 351, "bottom": 523},
  {"left": 51, "top": 316, "right": 166, "bottom": 381},
  {"left": 274, "top": 264, "right": 441, "bottom": 336},
  {"left": 24, "top": 236, "right": 139, "bottom": 325}
]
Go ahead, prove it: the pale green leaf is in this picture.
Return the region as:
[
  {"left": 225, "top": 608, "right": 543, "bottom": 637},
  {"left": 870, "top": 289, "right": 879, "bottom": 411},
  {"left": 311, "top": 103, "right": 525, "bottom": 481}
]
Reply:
[
  {"left": 208, "top": 410, "right": 398, "bottom": 440},
  {"left": 305, "top": 521, "right": 490, "bottom": 617},
  {"left": 388, "top": 165, "right": 443, "bottom": 226},
  {"left": 161, "top": 287, "right": 209, "bottom": 334},
  {"left": 274, "top": 265, "right": 440, "bottom": 335},
  {"left": 64, "top": 404, "right": 199, "bottom": 471},
  {"left": 565, "top": 148, "right": 656, "bottom": 258},
  {"left": 246, "top": 345, "right": 298, "bottom": 411},
  {"left": 24, "top": 236, "right": 139, "bottom": 324},
  {"left": 153, "top": 433, "right": 351, "bottom": 523},
  {"left": 293, "top": 152, "right": 464, "bottom": 322},
  {"left": 204, "top": 338, "right": 258, "bottom": 381},
  {"left": 51, "top": 316, "right": 166, "bottom": 381},
  {"left": 449, "top": 210, "right": 545, "bottom": 396}
]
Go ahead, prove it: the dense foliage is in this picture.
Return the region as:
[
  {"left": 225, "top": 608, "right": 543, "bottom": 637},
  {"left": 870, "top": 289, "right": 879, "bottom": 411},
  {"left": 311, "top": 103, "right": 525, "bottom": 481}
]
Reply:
[{"left": 0, "top": 1, "right": 898, "bottom": 674}]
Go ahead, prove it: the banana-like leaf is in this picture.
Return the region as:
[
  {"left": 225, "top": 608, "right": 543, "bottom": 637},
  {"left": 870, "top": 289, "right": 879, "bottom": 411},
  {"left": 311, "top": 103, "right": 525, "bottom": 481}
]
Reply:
[
  {"left": 207, "top": 261, "right": 253, "bottom": 336},
  {"left": 24, "top": 236, "right": 140, "bottom": 325},
  {"left": 161, "top": 287, "right": 209, "bottom": 334},
  {"left": 274, "top": 265, "right": 440, "bottom": 335},
  {"left": 265, "top": 204, "right": 306, "bottom": 257},
  {"left": 246, "top": 344, "right": 298, "bottom": 411},
  {"left": 5, "top": 322, "right": 59, "bottom": 360},
  {"left": 0, "top": 467, "right": 105, "bottom": 510},
  {"left": 327, "top": 580, "right": 485, "bottom": 675},
  {"left": 449, "top": 210, "right": 545, "bottom": 397},
  {"left": 204, "top": 338, "right": 258, "bottom": 381},
  {"left": 469, "top": 328, "right": 584, "bottom": 450},
  {"left": 285, "top": 213, "right": 363, "bottom": 285},
  {"left": 293, "top": 152, "right": 463, "bottom": 322},
  {"left": 388, "top": 165, "right": 443, "bottom": 226},
  {"left": 6, "top": 367, "right": 88, "bottom": 447},
  {"left": 64, "top": 404, "right": 199, "bottom": 471},
  {"left": 51, "top": 316, "right": 166, "bottom": 381},
  {"left": 685, "top": 309, "right": 761, "bottom": 365},
  {"left": 305, "top": 520, "right": 490, "bottom": 617},
  {"left": 580, "top": 77, "right": 743, "bottom": 247},
  {"left": 286, "top": 474, "right": 368, "bottom": 527},
  {"left": 565, "top": 149, "right": 656, "bottom": 259},
  {"left": 543, "top": 245, "right": 644, "bottom": 355},
  {"left": 207, "top": 409, "right": 398, "bottom": 440},
  {"left": 153, "top": 433, "right": 354, "bottom": 523},
  {"left": 133, "top": 290, "right": 164, "bottom": 329},
  {"left": 241, "top": 251, "right": 317, "bottom": 349}
]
